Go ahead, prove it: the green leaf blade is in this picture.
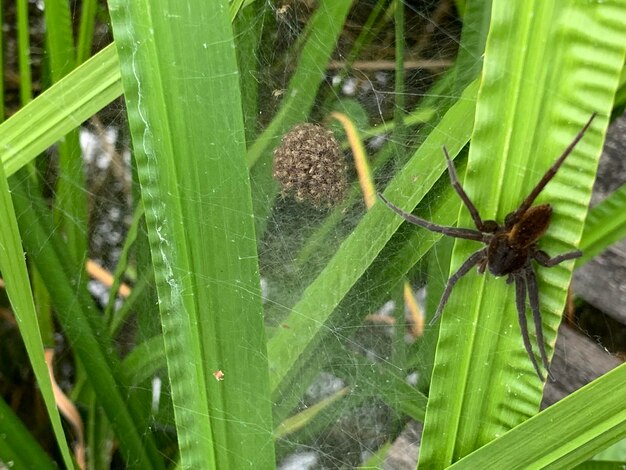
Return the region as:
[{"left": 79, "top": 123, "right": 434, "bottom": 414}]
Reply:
[
  {"left": 109, "top": 1, "right": 275, "bottom": 467},
  {"left": 0, "top": 174, "right": 74, "bottom": 469},
  {"left": 448, "top": 363, "right": 626, "bottom": 469},
  {"left": 0, "top": 44, "right": 122, "bottom": 177},
  {"left": 578, "top": 183, "right": 626, "bottom": 265},
  {"left": 419, "top": 0, "right": 626, "bottom": 467}
]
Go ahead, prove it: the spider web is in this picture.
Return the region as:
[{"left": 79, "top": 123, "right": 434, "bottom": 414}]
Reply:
[
  {"left": 246, "top": 2, "right": 467, "bottom": 468},
  {"left": 0, "top": 1, "right": 492, "bottom": 469}
]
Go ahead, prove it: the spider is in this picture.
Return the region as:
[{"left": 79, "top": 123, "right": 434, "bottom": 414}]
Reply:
[{"left": 379, "top": 113, "right": 597, "bottom": 380}]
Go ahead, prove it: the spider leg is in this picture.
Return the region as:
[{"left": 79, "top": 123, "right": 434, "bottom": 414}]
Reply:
[
  {"left": 429, "top": 248, "right": 488, "bottom": 325},
  {"left": 442, "top": 146, "right": 490, "bottom": 232},
  {"left": 514, "top": 274, "right": 544, "bottom": 381},
  {"left": 478, "top": 257, "right": 488, "bottom": 274},
  {"left": 509, "top": 113, "right": 596, "bottom": 225},
  {"left": 378, "top": 193, "right": 486, "bottom": 242},
  {"left": 524, "top": 266, "right": 555, "bottom": 381},
  {"left": 533, "top": 249, "right": 582, "bottom": 267}
]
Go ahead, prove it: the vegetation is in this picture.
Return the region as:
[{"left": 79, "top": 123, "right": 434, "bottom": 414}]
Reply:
[{"left": 0, "top": 0, "right": 625, "bottom": 468}]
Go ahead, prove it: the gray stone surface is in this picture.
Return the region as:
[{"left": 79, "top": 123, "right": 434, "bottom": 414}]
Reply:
[{"left": 573, "top": 114, "right": 626, "bottom": 324}]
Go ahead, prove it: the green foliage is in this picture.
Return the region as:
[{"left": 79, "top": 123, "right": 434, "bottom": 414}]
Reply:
[
  {"left": 0, "top": 0, "right": 625, "bottom": 469},
  {"left": 420, "top": 0, "right": 625, "bottom": 466}
]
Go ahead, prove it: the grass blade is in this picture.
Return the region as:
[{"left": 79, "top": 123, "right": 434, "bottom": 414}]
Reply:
[
  {"left": 577, "top": 182, "right": 626, "bottom": 265},
  {"left": 419, "top": 1, "right": 626, "bottom": 466},
  {"left": 448, "top": 363, "right": 626, "bottom": 469},
  {"left": 0, "top": 174, "right": 73, "bottom": 468},
  {"left": 11, "top": 176, "right": 163, "bottom": 468},
  {"left": 109, "top": 0, "right": 275, "bottom": 466},
  {"left": 0, "top": 396, "right": 57, "bottom": 469},
  {"left": 0, "top": 44, "right": 122, "bottom": 176}
]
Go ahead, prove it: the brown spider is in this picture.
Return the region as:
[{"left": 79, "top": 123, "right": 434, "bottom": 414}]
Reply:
[{"left": 379, "top": 113, "right": 597, "bottom": 380}]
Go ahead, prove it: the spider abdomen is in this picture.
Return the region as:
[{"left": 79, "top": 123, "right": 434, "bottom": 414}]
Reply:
[{"left": 508, "top": 204, "right": 552, "bottom": 247}]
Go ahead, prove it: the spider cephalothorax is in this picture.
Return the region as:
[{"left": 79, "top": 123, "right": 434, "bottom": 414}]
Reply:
[{"left": 379, "top": 113, "right": 596, "bottom": 380}]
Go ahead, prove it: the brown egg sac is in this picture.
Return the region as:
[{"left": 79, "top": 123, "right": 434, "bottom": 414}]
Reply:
[{"left": 273, "top": 123, "right": 347, "bottom": 208}]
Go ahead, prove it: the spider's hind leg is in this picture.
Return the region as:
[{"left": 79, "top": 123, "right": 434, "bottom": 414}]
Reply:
[
  {"left": 524, "top": 267, "right": 555, "bottom": 381},
  {"left": 513, "top": 273, "right": 545, "bottom": 381},
  {"left": 429, "top": 248, "right": 488, "bottom": 326}
]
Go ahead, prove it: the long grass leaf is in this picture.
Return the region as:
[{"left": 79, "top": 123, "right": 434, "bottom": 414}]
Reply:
[
  {"left": 109, "top": 0, "right": 275, "bottom": 466},
  {"left": 448, "top": 363, "right": 626, "bottom": 469},
  {"left": 577, "top": 183, "right": 626, "bottom": 265},
  {"left": 0, "top": 44, "right": 122, "bottom": 176},
  {"left": 45, "top": 0, "right": 87, "bottom": 261},
  {"left": 419, "top": 1, "right": 626, "bottom": 466},
  {"left": 0, "top": 396, "right": 57, "bottom": 469},
  {"left": 11, "top": 176, "right": 163, "bottom": 468},
  {"left": 16, "top": 0, "right": 33, "bottom": 105},
  {"left": 0, "top": 175, "right": 73, "bottom": 468}
]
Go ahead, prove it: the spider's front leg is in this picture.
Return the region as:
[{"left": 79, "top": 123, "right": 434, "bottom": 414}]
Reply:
[
  {"left": 533, "top": 249, "right": 582, "bottom": 267},
  {"left": 442, "top": 146, "right": 498, "bottom": 234},
  {"left": 377, "top": 193, "right": 486, "bottom": 242},
  {"left": 429, "top": 248, "right": 488, "bottom": 325}
]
